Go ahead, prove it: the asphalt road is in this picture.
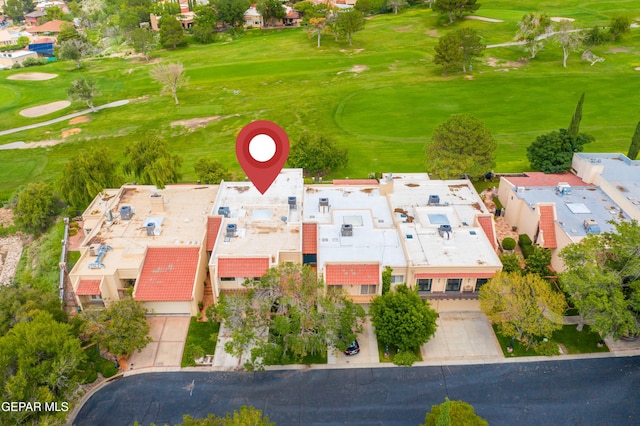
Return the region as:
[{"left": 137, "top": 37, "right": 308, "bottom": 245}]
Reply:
[{"left": 74, "top": 357, "right": 640, "bottom": 426}]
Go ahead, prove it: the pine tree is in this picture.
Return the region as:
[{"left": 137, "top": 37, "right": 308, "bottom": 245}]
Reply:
[
  {"left": 568, "top": 92, "right": 585, "bottom": 137},
  {"left": 627, "top": 121, "right": 640, "bottom": 160}
]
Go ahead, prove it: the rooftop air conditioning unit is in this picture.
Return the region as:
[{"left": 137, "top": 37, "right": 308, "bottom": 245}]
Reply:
[
  {"left": 120, "top": 205, "right": 133, "bottom": 220},
  {"left": 288, "top": 196, "right": 297, "bottom": 210},
  {"left": 516, "top": 187, "right": 525, "bottom": 193},
  {"left": 226, "top": 224, "right": 237, "bottom": 238},
  {"left": 145, "top": 222, "right": 156, "bottom": 236},
  {"left": 319, "top": 198, "right": 330, "bottom": 214},
  {"left": 428, "top": 195, "right": 440, "bottom": 206},
  {"left": 583, "top": 219, "right": 601, "bottom": 234},
  {"left": 438, "top": 224, "right": 452, "bottom": 239},
  {"left": 218, "top": 206, "right": 230, "bottom": 218},
  {"left": 341, "top": 224, "right": 353, "bottom": 237},
  {"left": 89, "top": 244, "right": 100, "bottom": 256}
]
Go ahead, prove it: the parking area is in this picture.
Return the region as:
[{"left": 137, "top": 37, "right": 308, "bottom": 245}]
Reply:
[
  {"left": 331, "top": 317, "right": 380, "bottom": 365},
  {"left": 126, "top": 316, "right": 190, "bottom": 371}
]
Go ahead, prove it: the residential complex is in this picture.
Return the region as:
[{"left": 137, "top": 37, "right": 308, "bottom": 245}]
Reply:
[{"left": 70, "top": 169, "right": 502, "bottom": 313}]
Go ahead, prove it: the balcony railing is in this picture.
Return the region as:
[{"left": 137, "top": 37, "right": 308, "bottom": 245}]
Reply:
[{"left": 419, "top": 291, "right": 479, "bottom": 300}]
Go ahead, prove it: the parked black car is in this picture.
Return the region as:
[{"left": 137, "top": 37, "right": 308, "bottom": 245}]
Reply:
[{"left": 345, "top": 340, "right": 360, "bottom": 356}]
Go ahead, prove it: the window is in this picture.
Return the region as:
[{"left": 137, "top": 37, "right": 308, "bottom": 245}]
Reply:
[
  {"left": 252, "top": 277, "right": 261, "bottom": 282},
  {"left": 446, "top": 278, "right": 462, "bottom": 292},
  {"left": 475, "top": 278, "right": 489, "bottom": 292},
  {"left": 416, "top": 278, "right": 432, "bottom": 292},
  {"left": 391, "top": 275, "right": 404, "bottom": 284},
  {"left": 90, "top": 294, "right": 102, "bottom": 300},
  {"left": 220, "top": 277, "right": 235, "bottom": 282},
  {"left": 360, "top": 285, "right": 376, "bottom": 295}
]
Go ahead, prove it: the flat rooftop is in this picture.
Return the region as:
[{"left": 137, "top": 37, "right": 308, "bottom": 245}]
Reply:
[
  {"left": 212, "top": 169, "right": 304, "bottom": 259},
  {"left": 75, "top": 185, "right": 218, "bottom": 275},
  {"left": 516, "top": 185, "right": 630, "bottom": 238},
  {"left": 575, "top": 152, "right": 640, "bottom": 200},
  {"left": 305, "top": 184, "right": 405, "bottom": 269}
]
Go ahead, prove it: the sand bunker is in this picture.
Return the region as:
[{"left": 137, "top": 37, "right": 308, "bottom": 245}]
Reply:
[
  {"left": 7, "top": 72, "right": 58, "bottom": 81},
  {"left": 551, "top": 17, "right": 575, "bottom": 22},
  {"left": 19, "top": 100, "right": 71, "bottom": 118},
  {"left": 69, "top": 115, "right": 91, "bottom": 125},
  {"left": 465, "top": 16, "right": 503, "bottom": 23},
  {"left": 170, "top": 114, "right": 239, "bottom": 131}
]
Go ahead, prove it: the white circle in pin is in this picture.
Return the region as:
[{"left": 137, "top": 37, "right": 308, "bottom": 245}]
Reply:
[{"left": 249, "top": 134, "right": 276, "bottom": 162}]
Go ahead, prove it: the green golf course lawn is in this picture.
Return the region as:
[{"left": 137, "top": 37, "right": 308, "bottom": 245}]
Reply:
[{"left": 1, "top": 2, "right": 639, "bottom": 202}]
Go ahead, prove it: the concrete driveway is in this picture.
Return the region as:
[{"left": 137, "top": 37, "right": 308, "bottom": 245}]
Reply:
[
  {"left": 126, "top": 316, "right": 190, "bottom": 371},
  {"left": 332, "top": 317, "right": 380, "bottom": 366},
  {"left": 422, "top": 300, "right": 503, "bottom": 361}
]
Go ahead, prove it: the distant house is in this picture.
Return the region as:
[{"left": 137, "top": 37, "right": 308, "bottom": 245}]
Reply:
[
  {"left": 26, "top": 19, "right": 68, "bottom": 36},
  {"left": 24, "top": 10, "right": 47, "bottom": 26},
  {"left": 243, "top": 5, "right": 263, "bottom": 28},
  {"left": 0, "top": 29, "right": 32, "bottom": 47},
  {"left": 283, "top": 9, "right": 302, "bottom": 27},
  {"left": 0, "top": 50, "right": 37, "bottom": 68}
]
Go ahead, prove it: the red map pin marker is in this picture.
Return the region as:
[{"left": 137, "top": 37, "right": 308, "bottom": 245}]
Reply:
[{"left": 236, "top": 120, "right": 290, "bottom": 195}]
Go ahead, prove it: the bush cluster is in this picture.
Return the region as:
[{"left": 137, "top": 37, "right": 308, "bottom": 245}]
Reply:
[
  {"left": 518, "top": 234, "right": 534, "bottom": 258},
  {"left": 502, "top": 237, "right": 516, "bottom": 251}
]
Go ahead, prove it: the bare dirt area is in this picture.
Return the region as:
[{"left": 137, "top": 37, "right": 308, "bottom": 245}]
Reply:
[
  {"left": 486, "top": 57, "right": 526, "bottom": 71},
  {"left": 551, "top": 17, "right": 575, "bottom": 22},
  {"left": 69, "top": 115, "right": 91, "bottom": 125},
  {"left": 393, "top": 25, "right": 414, "bottom": 33},
  {"left": 465, "top": 16, "right": 503, "bottom": 23},
  {"left": 0, "top": 235, "right": 23, "bottom": 286},
  {"left": 338, "top": 65, "right": 369, "bottom": 75},
  {"left": 170, "top": 114, "right": 239, "bottom": 131},
  {"left": 7, "top": 72, "right": 58, "bottom": 81},
  {"left": 20, "top": 100, "right": 71, "bottom": 118},
  {"left": 62, "top": 128, "right": 82, "bottom": 138},
  {"left": 0, "top": 208, "right": 13, "bottom": 226},
  {"left": 425, "top": 29, "right": 439, "bottom": 37}
]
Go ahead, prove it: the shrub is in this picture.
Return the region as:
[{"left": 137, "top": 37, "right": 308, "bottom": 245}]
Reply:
[
  {"left": 22, "top": 57, "right": 47, "bottom": 67},
  {"left": 393, "top": 350, "right": 416, "bottom": 366},
  {"left": 499, "top": 253, "right": 523, "bottom": 273},
  {"left": 533, "top": 340, "right": 560, "bottom": 356},
  {"left": 518, "top": 234, "right": 534, "bottom": 258},
  {"left": 502, "top": 237, "right": 516, "bottom": 251}
]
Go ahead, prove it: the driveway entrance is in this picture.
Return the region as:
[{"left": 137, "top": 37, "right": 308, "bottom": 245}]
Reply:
[{"left": 126, "top": 316, "right": 190, "bottom": 371}]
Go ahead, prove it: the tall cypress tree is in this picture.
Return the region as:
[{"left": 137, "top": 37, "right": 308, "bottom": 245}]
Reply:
[
  {"left": 568, "top": 92, "right": 585, "bottom": 137},
  {"left": 627, "top": 121, "right": 640, "bottom": 160}
]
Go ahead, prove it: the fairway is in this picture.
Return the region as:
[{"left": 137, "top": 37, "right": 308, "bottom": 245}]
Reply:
[{"left": 1, "top": 1, "right": 640, "bottom": 201}]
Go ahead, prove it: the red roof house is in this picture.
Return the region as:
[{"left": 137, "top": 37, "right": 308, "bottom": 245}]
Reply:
[
  {"left": 325, "top": 263, "right": 380, "bottom": 286},
  {"left": 135, "top": 247, "right": 200, "bottom": 302}
]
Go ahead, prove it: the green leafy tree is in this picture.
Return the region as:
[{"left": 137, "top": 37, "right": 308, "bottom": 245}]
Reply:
[
  {"left": 0, "top": 311, "right": 84, "bottom": 425},
  {"left": 516, "top": 12, "right": 553, "bottom": 59},
  {"left": 388, "top": 0, "right": 407, "bottom": 15},
  {"left": 0, "top": 285, "right": 68, "bottom": 336},
  {"left": 555, "top": 21, "right": 583, "bottom": 68},
  {"left": 308, "top": 17, "right": 328, "bottom": 47},
  {"left": 627, "top": 121, "right": 640, "bottom": 160},
  {"left": 433, "top": 31, "right": 463, "bottom": 74},
  {"left": 370, "top": 284, "right": 438, "bottom": 352},
  {"left": 609, "top": 15, "right": 631, "bottom": 40},
  {"left": 217, "top": 264, "right": 365, "bottom": 368},
  {"left": 122, "top": 136, "right": 183, "bottom": 188},
  {"left": 559, "top": 220, "right": 640, "bottom": 338},
  {"left": 150, "top": 61, "right": 189, "bottom": 105},
  {"left": 422, "top": 398, "right": 488, "bottom": 426},
  {"left": 58, "top": 38, "right": 93, "bottom": 69},
  {"left": 44, "top": 5, "right": 66, "bottom": 21},
  {"left": 159, "top": 16, "right": 187, "bottom": 49},
  {"left": 425, "top": 114, "right": 496, "bottom": 179},
  {"left": 213, "top": 0, "right": 251, "bottom": 28},
  {"left": 4, "top": 0, "right": 35, "bottom": 21},
  {"left": 525, "top": 245, "right": 552, "bottom": 277},
  {"left": 59, "top": 148, "right": 123, "bottom": 210},
  {"left": 192, "top": 5, "right": 218, "bottom": 43},
  {"left": 583, "top": 26, "right": 610, "bottom": 48},
  {"left": 13, "top": 182, "right": 61, "bottom": 235},
  {"left": 58, "top": 22, "right": 81, "bottom": 43},
  {"left": 568, "top": 92, "right": 585, "bottom": 137},
  {"left": 68, "top": 77, "right": 100, "bottom": 112},
  {"left": 80, "top": 298, "right": 152, "bottom": 357},
  {"left": 526, "top": 128, "right": 594, "bottom": 173},
  {"left": 479, "top": 272, "right": 565, "bottom": 344},
  {"left": 334, "top": 9, "right": 365, "bottom": 46},
  {"left": 499, "top": 253, "right": 523, "bottom": 274},
  {"left": 194, "top": 159, "right": 232, "bottom": 184},
  {"left": 432, "top": 0, "right": 479, "bottom": 25},
  {"left": 257, "top": 0, "right": 286, "bottom": 27},
  {"left": 180, "top": 406, "right": 274, "bottom": 425},
  {"left": 288, "top": 133, "right": 348, "bottom": 178},
  {"left": 295, "top": 1, "right": 327, "bottom": 22},
  {"left": 382, "top": 266, "right": 392, "bottom": 295},
  {"left": 129, "top": 28, "right": 157, "bottom": 60}
]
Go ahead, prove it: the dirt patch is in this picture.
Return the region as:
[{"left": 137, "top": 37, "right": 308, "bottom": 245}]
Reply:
[
  {"left": 393, "top": 25, "right": 413, "bottom": 33},
  {"left": 0, "top": 234, "right": 24, "bottom": 286},
  {"left": 608, "top": 47, "right": 631, "bottom": 53},
  {"left": 20, "top": 100, "right": 71, "bottom": 118},
  {"left": 338, "top": 65, "right": 369, "bottom": 75},
  {"left": 465, "top": 75, "right": 474, "bottom": 80},
  {"left": 170, "top": 114, "right": 239, "bottom": 131},
  {"left": 0, "top": 208, "right": 13, "bottom": 226},
  {"left": 62, "top": 128, "right": 82, "bottom": 138},
  {"left": 7, "top": 72, "right": 58, "bottom": 81},
  {"left": 425, "top": 29, "right": 439, "bottom": 37},
  {"left": 465, "top": 16, "right": 503, "bottom": 23},
  {"left": 69, "top": 115, "right": 91, "bottom": 125},
  {"left": 486, "top": 57, "right": 526, "bottom": 69},
  {"left": 551, "top": 17, "right": 575, "bottom": 22}
]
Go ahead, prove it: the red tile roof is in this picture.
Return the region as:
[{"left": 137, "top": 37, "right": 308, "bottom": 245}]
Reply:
[
  {"left": 302, "top": 223, "right": 317, "bottom": 254},
  {"left": 206, "top": 216, "right": 222, "bottom": 251},
  {"left": 332, "top": 179, "right": 379, "bottom": 185},
  {"left": 218, "top": 257, "right": 269, "bottom": 278},
  {"left": 414, "top": 272, "right": 497, "bottom": 279},
  {"left": 325, "top": 263, "right": 379, "bottom": 285},
  {"left": 135, "top": 247, "right": 199, "bottom": 302},
  {"left": 476, "top": 215, "right": 497, "bottom": 250},
  {"left": 504, "top": 172, "right": 588, "bottom": 187},
  {"left": 76, "top": 279, "right": 101, "bottom": 295},
  {"left": 538, "top": 205, "right": 558, "bottom": 249},
  {"left": 26, "top": 19, "right": 67, "bottom": 34}
]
